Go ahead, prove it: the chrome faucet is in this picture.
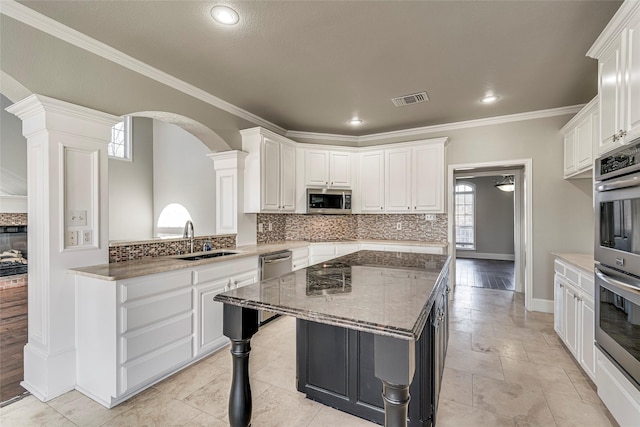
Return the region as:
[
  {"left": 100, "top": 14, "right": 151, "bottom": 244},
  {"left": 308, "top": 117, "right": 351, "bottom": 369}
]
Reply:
[{"left": 183, "top": 220, "right": 195, "bottom": 253}]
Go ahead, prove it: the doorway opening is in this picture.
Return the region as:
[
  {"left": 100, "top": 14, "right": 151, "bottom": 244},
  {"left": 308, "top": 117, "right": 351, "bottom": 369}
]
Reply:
[{"left": 448, "top": 159, "right": 533, "bottom": 310}]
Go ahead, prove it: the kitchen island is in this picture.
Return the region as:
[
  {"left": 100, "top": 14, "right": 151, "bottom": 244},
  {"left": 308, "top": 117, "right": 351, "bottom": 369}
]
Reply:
[{"left": 214, "top": 250, "right": 450, "bottom": 427}]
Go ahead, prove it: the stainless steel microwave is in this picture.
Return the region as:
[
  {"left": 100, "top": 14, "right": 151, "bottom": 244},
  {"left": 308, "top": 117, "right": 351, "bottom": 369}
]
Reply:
[{"left": 307, "top": 189, "right": 351, "bottom": 214}]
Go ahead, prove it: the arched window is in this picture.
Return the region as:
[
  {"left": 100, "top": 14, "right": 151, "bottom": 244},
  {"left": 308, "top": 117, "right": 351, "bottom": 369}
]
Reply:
[
  {"left": 156, "top": 203, "right": 192, "bottom": 237},
  {"left": 455, "top": 182, "right": 475, "bottom": 249}
]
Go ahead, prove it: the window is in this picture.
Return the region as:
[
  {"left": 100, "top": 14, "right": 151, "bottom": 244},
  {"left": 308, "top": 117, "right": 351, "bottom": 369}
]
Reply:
[
  {"left": 455, "top": 182, "right": 475, "bottom": 249},
  {"left": 108, "top": 116, "right": 131, "bottom": 160},
  {"left": 156, "top": 203, "right": 192, "bottom": 237}
]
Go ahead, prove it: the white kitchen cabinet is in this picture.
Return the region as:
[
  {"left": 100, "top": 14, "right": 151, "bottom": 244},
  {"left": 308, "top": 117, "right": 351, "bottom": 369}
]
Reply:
[
  {"left": 292, "top": 247, "right": 310, "bottom": 271},
  {"left": 360, "top": 150, "right": 385, "bottom": 212},
  {"left": 303, "top": 149, "right": 352, "bottom": 188},
  {"left": 241, "top": 128, "right": 297, "bottom": 213},
  {"left": 560, "top": 97, "right": 597, "bottom": 178},
  {"left": 384, "top": 140, "right": 447, "bottom": 213},
  {"left": 553, "top": 257, "right": 596, "bottom": 382},
  {"left": 589, "top": 3, "right": 640, "bottom": 156}
]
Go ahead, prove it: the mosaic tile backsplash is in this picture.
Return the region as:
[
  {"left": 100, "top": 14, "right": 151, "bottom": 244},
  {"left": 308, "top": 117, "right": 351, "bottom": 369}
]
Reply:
[
  {"left": 256, "top": 214, "right": 448, "bottom": 244},
  {"left": 0, "top": 213, "right": 27, "bottom": 226},
  {"left": 109, "top": 234, "right": 236, "bottom": 263}
]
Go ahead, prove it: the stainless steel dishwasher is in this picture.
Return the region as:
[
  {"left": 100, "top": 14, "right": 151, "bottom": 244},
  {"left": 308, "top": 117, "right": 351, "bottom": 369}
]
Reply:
[{"left": 259, "top": 250, "right": 292, "bottom": 324}]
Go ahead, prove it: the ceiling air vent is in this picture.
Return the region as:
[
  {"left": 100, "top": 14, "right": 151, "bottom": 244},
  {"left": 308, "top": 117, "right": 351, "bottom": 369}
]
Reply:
[{"left": 391, "top": 91, "right": 429, "bottom": 107}]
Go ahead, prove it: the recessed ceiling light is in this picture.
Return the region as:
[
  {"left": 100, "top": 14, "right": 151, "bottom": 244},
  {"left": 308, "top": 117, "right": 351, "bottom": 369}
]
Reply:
[
  {"left": 349, "top": 118, "right": 363, "bottom": 126},
  {"left": 481, "top": 95, "right": 499, "bottom": 104},
  {"left": 211, "top": 5, "right": 239, "bottom": 25}
]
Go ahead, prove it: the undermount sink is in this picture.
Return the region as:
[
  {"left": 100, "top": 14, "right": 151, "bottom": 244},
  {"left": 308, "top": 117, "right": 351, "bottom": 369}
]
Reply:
[{"left": 178, "top": 251, "right": 238, "bottom": 261}]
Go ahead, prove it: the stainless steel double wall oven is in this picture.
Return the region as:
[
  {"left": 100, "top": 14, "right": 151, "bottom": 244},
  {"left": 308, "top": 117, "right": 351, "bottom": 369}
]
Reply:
[{"left": 595, "top": 139, "right": 640, "bottom": 390}]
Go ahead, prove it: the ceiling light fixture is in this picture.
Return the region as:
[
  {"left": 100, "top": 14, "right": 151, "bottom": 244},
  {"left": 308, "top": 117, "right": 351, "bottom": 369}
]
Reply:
[
  {"left": 349, "top": 118, "right": 363, "bottom": 126},
  {"left": 494, "top": 176, "right": 515, "bottom": 192},
  {"left": 211, "top": 5, "right": 239, "bottom": 25},
  {"left": 481, "top": 95, "right": 499, "bottom": 104}
]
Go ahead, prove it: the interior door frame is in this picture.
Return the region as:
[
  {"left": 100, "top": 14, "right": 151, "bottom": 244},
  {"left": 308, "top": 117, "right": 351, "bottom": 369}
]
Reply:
[{"left": 448, "top": 159, "right": 533, "bottom": 311}]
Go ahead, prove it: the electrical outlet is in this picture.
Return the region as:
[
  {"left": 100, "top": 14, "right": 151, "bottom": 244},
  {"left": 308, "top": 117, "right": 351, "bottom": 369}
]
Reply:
[
  {"left": 425, "top": 214, "right": 437, "bottom": 221},
  {"left": 67, "top": 230, "right": 78, "bottom": 247},
  {"left": 268, "top": 223, "right": 272, "bottom": 231},
  {"left": 396, "top": 222, "right": 402, "bottom": 230},
  {"left": 83, "top": 230, "right": 92, "bottom": 244},
  {"left": 258, "top": 223, "right": 264, "bottom": 233}
]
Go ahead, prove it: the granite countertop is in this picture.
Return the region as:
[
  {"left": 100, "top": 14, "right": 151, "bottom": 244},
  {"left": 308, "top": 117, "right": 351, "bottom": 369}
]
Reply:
[
  {"left": 69, "top": 240, "right": 447, "bottom": 281},
  {"left": 214, "top": 250, "right": 451, "bottom": 341},
  {"left": 553, "top": 253, "right": 594, "bottom": 273}
]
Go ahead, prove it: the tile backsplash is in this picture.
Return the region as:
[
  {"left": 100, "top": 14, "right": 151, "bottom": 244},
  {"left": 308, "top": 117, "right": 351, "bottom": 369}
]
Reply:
[
  {"left": 0, "top": 213, "right": 27, "bottom": 226},
  {"left": 256, "top": 214, "right": 447, "bottom": 244},
  {"left": 109, "top": 234, "right": 236, "bottom": 263}
]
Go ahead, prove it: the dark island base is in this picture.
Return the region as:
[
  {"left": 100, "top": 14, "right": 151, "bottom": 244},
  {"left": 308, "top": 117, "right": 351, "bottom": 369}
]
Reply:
[{"left": 296, "top": 284, "right": 449, "bottom": 427}]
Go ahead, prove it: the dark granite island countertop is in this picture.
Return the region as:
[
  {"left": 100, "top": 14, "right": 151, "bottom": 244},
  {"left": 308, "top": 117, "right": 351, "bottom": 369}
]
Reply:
[
  {"left": 214, "top": 250, "right": 450, "bottom": 341},
  {"left": 214, "top": 250, "right": 451, "bottom": 427}
]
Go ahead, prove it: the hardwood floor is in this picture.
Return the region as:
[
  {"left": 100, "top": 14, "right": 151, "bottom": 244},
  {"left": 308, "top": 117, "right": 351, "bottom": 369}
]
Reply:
[
  {"left": 456, "top": 258, "right": 515, "bottom": 291},
  {"left": 0, "top": 285, "right": 28, "bottom": 404}
]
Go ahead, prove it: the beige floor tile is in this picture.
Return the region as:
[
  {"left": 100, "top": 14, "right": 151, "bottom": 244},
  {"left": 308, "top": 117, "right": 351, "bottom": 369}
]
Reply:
[
  {"left": 444, "top": 347, "right": 504, "bottom": 381},
  {"left": 101, "top": 392, "right": 204, "bottom": 427},
  {"left": 307, "top": 404, "right": 378, "bottom": 426},
  {"left": 183, "top": 411, "right": 228, "bottom": 426},
  {"left": 182, "top": 372, "right": 270, "bottom": 420},
  {"left": 492, "top": 325, "right": 550, "bottom": 345},
  {"left": 437, "top": 398, "right": 515, "bottom": 427},
  {"left": 0, "top": 395, "right": 41, "bottom": 416},
  {"left": 152, "top": 358, "right": 229, "bottom": 400},
  {"left": 500, "top": 357, "right": 580, "bottom": 397},
  {"left": 545, "top": 392, "right": 616, "bottom": 427},
  {"left": 251, "top": 385, "right": 323, "bottom": 427},
  {"left": 472, "top": 375, "right": 557, "bottom": 426},
  {"left": 252, "top": 358, "right": 298, "bottom": 394},
  {"left": 448, "top": 329, "right": 472, "bottom": 351},
  {"left": 564, "top": 369, "right": 600, "bottom": 404},
  {"left": 472, "top": 335, "right": 529, "bottom": 361},
  {"left": 523, "top": 344, "right": 582, "bottom": 371},
  {"left": 449, "top": 317, "right": 495, "bottom": 336},
  {"left": 46, "top": 390, "right": 128, "bottom": 426},
  {"left": 440, "top": 367, "right": 473, "bottom": 406},
  {"left": 0, "top": 398, "right": 76, "bottom": 427}
]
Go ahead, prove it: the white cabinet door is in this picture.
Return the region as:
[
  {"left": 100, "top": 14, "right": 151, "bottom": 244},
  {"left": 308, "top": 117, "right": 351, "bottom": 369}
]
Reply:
[
  {"left": 360, "top": 151, "right": 385, "bottom": 212},
  {"left": 576, "top": 115, "right": 593, "bottom": 171},
  {"left": 554, "top": 275, "right": 565, "bottom": 338},
  {"left": 329, "top": 152, "right": 351, "bottom": 187},
  {"left": 230, "top": 269, "right": 257, "bottom": 289},
  {"left": 413, "top": 144, "right": 444, "bottom": 212},
  {"left": 385, "top": 148, "right": 412, "bottom": 212},
  {"left": 280, "top": 143, "right": 297, "bottom": 211},
  {"left": 335, "top": 243, "right": 360, "bottom": 256},
  {"left": 305, "top": 150, "right": 329, "bottom": 187},
  {"left": 564, "top": 285, "right": 580, "bottom": 358},
  {"left": 196, "top": 278, "right": 229, "bottom": 355},
  {"left": 624, "top": 19, "right": 640, "bottom": 143},
  {"left": 563, "top": 129, "right": 577, "bottom": 176},
  {"left": 580, "top": 297, "right": 596, "bottom": 381},
  {"left": 598, "top": 35, "right": 624, "bottom": 155},
  {"left": 262, "top": 137, "right": 281, "bottom": 211}
]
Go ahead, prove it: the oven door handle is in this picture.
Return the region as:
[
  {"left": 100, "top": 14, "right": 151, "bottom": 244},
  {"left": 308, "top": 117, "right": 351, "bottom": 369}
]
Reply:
[
  {"left": 595, "top": 172, "right": 640, "bottom": 192},
  {"left": 595, "top": 268, "right": 640, "bottom": 296}
]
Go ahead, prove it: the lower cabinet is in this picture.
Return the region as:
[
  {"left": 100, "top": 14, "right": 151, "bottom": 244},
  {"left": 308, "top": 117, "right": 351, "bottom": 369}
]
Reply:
[
  {"left": 292, "top": 246, "right": 310, "bottom": 271},
  {"left": 553, "top": 258, "right": 596, "bottom": 381},
  {"left": 296, "top": 275, "right": 448, "bottom": 426},
  {"left": 76, "top": 256, "right": 258, "bottom": 408}
]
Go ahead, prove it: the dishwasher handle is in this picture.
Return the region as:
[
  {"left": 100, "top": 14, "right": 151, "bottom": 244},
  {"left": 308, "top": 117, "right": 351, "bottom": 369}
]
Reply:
[{"left": 263, "top": 255, "right": 292, "bottom": 264}]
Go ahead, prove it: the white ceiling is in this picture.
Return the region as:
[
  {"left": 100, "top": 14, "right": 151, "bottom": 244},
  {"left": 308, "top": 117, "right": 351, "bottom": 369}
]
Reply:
[{"left": 5, "top": 1, "right": 623, "bottom": 136}]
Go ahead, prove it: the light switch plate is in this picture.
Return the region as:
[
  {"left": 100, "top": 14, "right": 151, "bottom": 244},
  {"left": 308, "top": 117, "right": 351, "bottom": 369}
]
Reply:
[
  {"left": 67, "top": 210, "right": 87, "bottom": 226},
  {"left": 67, "top": 230, "right": 78, "bottom": 247},
  {"left": 258, "top": 223, "right": 264, "bottom": 233},
  {"left": 425, "top": 214, "right": 437, "bottom": 221}
]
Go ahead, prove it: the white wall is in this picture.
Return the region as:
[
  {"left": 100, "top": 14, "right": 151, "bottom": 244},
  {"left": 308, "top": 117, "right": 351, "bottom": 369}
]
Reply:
[
  {"left": 153, "top": 120, "right": 216, "bottom": 237},
  {"left": 457, "top": 175, "right": 515, "bottom": 257},
  {"left": 0, "top": 94, "right": 28, "bottom": 212},
  {"left": 109, "top": 117, "right": 154, "bottom": 241}
]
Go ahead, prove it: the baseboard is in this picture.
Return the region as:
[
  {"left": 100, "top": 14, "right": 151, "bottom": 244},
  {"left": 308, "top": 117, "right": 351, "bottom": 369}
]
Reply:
[
  {"left": 22, "top": 343, "right": 76, "bottom": 402},
  {"left": 456, "top": 252, "right": 515, "bottom": 261},
  {"left": 530, "top": 298, "right": 554, "bottom": 313}
]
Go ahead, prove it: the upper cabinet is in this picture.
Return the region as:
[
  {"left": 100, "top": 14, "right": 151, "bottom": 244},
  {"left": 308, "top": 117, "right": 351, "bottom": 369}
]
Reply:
[
  {"left": 360, "top": 138, "right": 447, "bottom": 214},
  {"left": 561, "top": 97, "right": 598, "bottom": 179},
  {"left": 303, "top": 149, "right": 352, "bottom": 188},
  {"left": 241, "top": 128, "right": 296, "bottom": 213},
  {"left": 588, "top": 1, "right": 640, "bottom": 157}
]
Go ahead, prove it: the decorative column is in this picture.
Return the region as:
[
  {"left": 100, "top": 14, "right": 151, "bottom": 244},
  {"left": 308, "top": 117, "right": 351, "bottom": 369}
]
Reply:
[
  {"left": 208, "top": 150, "right": 254, "bottom": 244},
  {"left": 6, "top": 94, "right": 119, "bottom": 401}
]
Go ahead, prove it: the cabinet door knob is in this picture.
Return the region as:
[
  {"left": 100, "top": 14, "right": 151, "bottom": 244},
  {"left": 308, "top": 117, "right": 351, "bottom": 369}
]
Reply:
[
  {"left": 380, "top": 206, "right": 383, "bottom": 210},
  {"left": 619, "top": 129, "right": 627, "bottom": 138},
  {"left": 613, "top": 133, "right": 618, "bottom": 142}
]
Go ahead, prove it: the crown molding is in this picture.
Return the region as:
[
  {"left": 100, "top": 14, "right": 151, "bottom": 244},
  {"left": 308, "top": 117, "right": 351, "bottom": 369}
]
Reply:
[
  {"left": 587, "top": 0, "right": 640, "bottom": 59},
  {"left": 287, "top": 105, "right": 584, "bottom": 146},
  {"left": 0, "top": 0, "right": 287, "bottom": 135}
]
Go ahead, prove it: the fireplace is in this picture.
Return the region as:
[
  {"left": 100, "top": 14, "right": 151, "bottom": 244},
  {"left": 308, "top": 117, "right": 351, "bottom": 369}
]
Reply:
[{"left": 0, "top": 226, "right": 27, "bottom": 277}]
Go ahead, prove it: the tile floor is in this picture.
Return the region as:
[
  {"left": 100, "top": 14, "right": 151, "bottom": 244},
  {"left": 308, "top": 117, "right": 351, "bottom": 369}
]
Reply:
[
  {"left": 456, "top": 258, "right": 515, "bottom": 291},
  {"left": 0, "top": 286, "right": 617, "bottom": 426}
]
